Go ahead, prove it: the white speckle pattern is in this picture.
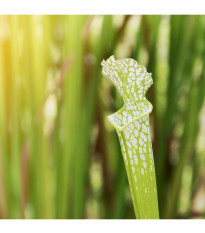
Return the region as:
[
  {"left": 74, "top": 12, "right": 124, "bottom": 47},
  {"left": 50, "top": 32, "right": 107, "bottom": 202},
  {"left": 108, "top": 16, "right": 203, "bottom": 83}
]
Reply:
[
  {"left": 141, "top": 168, "right": 144, "bottom": 175},
  {"left": 101, "top": 56, "right": 159, "bottom": 219},
  {"left": 101, "top": 56, "right": 153, "bottom": 129},
  {"left": 134, "top": 155, "right": 138, "bottom": 165}
]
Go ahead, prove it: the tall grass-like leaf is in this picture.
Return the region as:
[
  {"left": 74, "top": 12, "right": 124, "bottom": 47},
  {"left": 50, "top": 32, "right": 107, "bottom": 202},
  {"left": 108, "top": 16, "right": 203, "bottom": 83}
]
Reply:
[
  {"left": 0, "top": 16, "right": 11, "bottom": 218},
  {"left": 101, "top": 56, "right": 159, "bottom": 219}
]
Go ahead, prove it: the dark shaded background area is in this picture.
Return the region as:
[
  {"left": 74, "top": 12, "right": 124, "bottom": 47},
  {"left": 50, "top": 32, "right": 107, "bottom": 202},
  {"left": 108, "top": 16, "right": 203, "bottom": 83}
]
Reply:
[{"left": 0, "top": 15, "right": 205, "bottom": 219}]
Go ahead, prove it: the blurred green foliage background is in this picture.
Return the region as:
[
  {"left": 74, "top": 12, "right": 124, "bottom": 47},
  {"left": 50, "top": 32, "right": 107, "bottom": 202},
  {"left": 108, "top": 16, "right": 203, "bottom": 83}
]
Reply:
[{"left": 0, "top": 15, "right": 205, "bottom": 219}]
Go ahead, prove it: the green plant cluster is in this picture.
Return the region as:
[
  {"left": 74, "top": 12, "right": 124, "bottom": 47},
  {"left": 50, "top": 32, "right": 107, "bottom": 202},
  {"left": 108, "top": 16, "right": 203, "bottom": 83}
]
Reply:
[{"left": 0, "top": 15, "right": 205, "bottom": 219}]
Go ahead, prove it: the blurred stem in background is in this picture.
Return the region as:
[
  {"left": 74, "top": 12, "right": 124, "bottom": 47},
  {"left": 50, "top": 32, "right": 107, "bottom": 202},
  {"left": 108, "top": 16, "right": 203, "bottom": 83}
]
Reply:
[{"left": 0, "top": 15, "right": 205, "bottom": 219}]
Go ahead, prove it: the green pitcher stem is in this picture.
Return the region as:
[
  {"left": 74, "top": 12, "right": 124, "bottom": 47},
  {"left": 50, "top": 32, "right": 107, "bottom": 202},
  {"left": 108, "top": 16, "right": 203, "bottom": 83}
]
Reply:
[{"left": 102, "top": 56, "right": 159, "bottom": 219}]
